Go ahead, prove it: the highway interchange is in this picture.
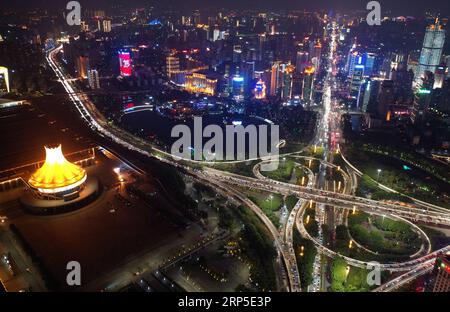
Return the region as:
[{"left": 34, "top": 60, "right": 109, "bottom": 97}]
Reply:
[{"left": 45, "top": 21, "right": 450, "bottom": 292}]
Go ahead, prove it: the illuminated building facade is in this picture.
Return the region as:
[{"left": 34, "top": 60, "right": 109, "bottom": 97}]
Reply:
[
  {"left": 88, "top": 69, "right": 100, "bottom": 89},
  {"left": 102, "top": 19, "right": 111, "bottom": 32},
  {"left": 76, "top": 56, "right": 90, "bottom": 79},
  {"left": 281, "top": 64, "right": 295, "bottom": 100},
  {"left": 431, "top": 254, "right": 450, "bottom": 292},
  {"left": 185, "top": 72, "right": 217, "bottom": 96},
  {"left": 119, "top": 50, "right": 132, "bottom": 77},
  {"left": 232, "top": 75, "right": 245, "bottom": 100},
  {"left": 0, "top": 66, "right": 10, "bottom": 94},
  {"left": 412, "top": 71, "right": 434, "bottom": 123},
  {"left": 350, "top": 64, "right": 365, "bottom": 103},
  {"left": 416, "top": 19, "right": 445, "bottom": 84},
  {"left": 254, "top": 79, "right": 266, "bottom": 99},
  {"left": 302, "top": 66, "right": 315, "bottom": 105},
  {"left": 270, "top": 62, "right": 281, "bottom": 96},
  {"left": 28, "top": 145, "right": 87, "bottom": 196},
  {"left": 166, "top": 56, "right": 180, "bottom": 78}
]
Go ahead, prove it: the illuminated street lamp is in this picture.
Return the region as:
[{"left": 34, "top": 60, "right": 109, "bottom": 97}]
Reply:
[{"left": 377, "top": 169, "right": 382, "bottom": 182}]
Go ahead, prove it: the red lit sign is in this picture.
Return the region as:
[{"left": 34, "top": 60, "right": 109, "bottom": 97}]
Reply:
[{"left": 119, "top": 51, "right": 132, "bottom": 77}]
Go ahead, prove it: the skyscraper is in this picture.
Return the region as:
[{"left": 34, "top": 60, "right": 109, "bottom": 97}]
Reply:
[
  {"left": 416, "top": 19, "right": 445, "bottom": 84},
  {"left": 302, "top": 66, "right": 315, "bottom": 106},
  {"left": 88, "top": 69, "right": 100, "bottom": 89}
]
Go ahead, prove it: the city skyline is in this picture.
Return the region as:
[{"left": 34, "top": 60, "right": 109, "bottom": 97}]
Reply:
[{"left": 0, "top": 0, "right": 449, "bottom": 299}]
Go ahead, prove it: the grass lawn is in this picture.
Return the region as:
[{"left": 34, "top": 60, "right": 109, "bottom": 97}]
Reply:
[{"left": 347, "top": 211, "right": 421, "bottom": 256}]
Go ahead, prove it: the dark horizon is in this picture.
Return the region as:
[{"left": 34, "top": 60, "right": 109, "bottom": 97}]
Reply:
[{"left": 1, "top": 0, "right": 450, "bottom": 16}]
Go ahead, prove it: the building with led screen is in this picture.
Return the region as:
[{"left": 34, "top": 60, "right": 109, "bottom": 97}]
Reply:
[{"left": 119, "top": 50, "right": 132, "bottom": 77}]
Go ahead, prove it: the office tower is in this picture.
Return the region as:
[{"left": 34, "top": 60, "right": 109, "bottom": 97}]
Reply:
[
  {"left": 446, "top": 56, "right": 450, "bottom": 78},
  {"left": 80, "top": 21, "right": 89, "bottom": 32},
  {"left": 360, "top": 78, "right": 372, "bottom": 113},
  {"left": 348, "top": 50, "right": 363, "bottom": 77},
  {"left": 437, "top": 78, "right": 450, "bottom": 112},
  {"left": 295, "top": 51, "right": 309, "bottom": 74},
  {"left": 233, "top": 45, "right": 242, "bottom": 63},
  {"left": 362, "top": 52, "right": 376, "bottom": 76},
  {"left": 350, "top": 64, "right": 365, "bottom": 103},
  {"left": 433, "top": 65, "right": 446, "bottom": 89},
  {"left": 302, "top": 66, "right": 315, "bottom": 106},
  {"left": 166, "top": 56, "right": 180, "bottom": 78},
  {"left": 76, "top": 55, "right": 90, "bottom": 79},
  {"left": 118, "top": 51, "right": 132, "bottom": 77},
  {"left": 412, "top": 71, "right": 434, "bottom": 122},
  {"left": 88, "top": 69, "right": 100, "bottom": 89},
  {"left": 231, "top": 75, "right": 245, "bottom": 100},
  {"left": 390, "top": 52, "right": 406, "bottom": 71},
  {"left": 281, "top": 64, "right": 295, "bottom": 100},
  {"left": 270, "top": 62, "right": 281, "bottom": 96},
  {"left": 391, "top": 66, "right": 414, "bottom": 104},
  {"left": 430, "top": 254, "right": 450, "bottom": 292},
  {"left": 416, "top": 19, "right": 445, "bottom": 84},
  {"left": 0, "top": 66, "right": 10, "bottom": 94},
  {"left": 377, "top": 80, "right": 395, "bottom": 119},
  {"left": 102, "top": 19, "right": 112, "bottom": 33},
  {"left": 310, "top": 41, "right": 322, "bottom": 70},
  {"left": 254, "top": 79, "right": 266, "bottom": 99}
]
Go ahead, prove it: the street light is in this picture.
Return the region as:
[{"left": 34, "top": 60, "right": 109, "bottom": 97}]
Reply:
[{"left": 377, "top": 169, "right": 382, "bottom": 182}]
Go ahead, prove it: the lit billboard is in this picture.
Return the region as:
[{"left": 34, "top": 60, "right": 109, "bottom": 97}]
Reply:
[{"left": 119, "top": 51, "right": 132, "bottom": 77}]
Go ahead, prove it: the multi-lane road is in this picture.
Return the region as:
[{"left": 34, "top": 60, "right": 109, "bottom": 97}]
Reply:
[{"left": 45, "top": 28, "right": 450, "bottom": 292}]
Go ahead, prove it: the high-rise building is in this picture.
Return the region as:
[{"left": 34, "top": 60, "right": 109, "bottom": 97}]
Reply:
[
  {"left": 80, "top": 21, "right": 89, "bottom": 32},
  {"left": 433, "top": 65, "right": 446, "bottom": 89},
  {"left": 76, "top": 56, "right": 90, "bottom": 79},
  {"left": 446, "top": 56, "right": 450, "bottom": 78},
  {"left": 0, "top": 66, "right": 10, "bottom": 94},
  {"left": 270, "top": 62, "right": 281, "bottom": 96},
  {"left": 102, "top": 19, "right": 112, "bottom": 33},
  {"left": 362, "top": 52, "right": 376, "bottom": 77},
  {"left": 88, "top": 69, "right": 100, "bottom": 89},
  {"left": 302, "top": 66, "right": 315, "bottom": 106},
  {"left": 166, "top": 56, "right": 180, "bottom": 78},
  {"left": 296, "top": 51, "right": 309, "bottom": 74},
  {"left": 281, "top": 64, "right": 295, "bottom": 100},
  {"left": 416, "top": 19, "right": 445, "bottom": 84},
  {"left": 118, "top": 51, "right": 132, "bottom": 77},
  {"left": 350, "top": 65, "right": 365, "bottom": 104},
  {"left": 430, "top": 254, "right": 450, "bottom": 292},
  {"left": 391, "top": 66, "right": 414, "bottom": 104},
  {"left": 412, "top": 71, "right": 434, "bottom": 123},
  {"left": 254, "top": 79, "right": 266, "bottom": 100},
  {"left": 377, "top": 80, "right": 395, "bottom": 119}
]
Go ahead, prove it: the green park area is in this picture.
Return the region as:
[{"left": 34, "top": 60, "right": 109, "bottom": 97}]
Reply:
[
  {"left": 330, "top": 257, "right": 373, "bottom": 292},
  {"left": 348, "top": 212, "right": 421, "bottom": 256},
  {"left": 263, "top": 158, "right": 295, "bottom": 182},
  {"left": 262, "top": 158, "right": 310, "bottom": 186},
  {"left": 293, "top": 230, "right": 317, "bottom": 291},
  {"left": 247, "top": 191, "right": 283, "bottom": 227},
  {"left": 344, "top": 146, "right": 450, "bottom": 208}
]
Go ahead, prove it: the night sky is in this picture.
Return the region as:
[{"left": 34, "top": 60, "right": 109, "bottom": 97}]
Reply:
[{"left": 1, "top": 0, "right": 450, "bottom": 16}]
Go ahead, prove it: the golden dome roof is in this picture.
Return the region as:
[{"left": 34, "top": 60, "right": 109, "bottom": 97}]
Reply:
[{"left": 28, "top": 145, "right": 86, "bottom": 194}]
